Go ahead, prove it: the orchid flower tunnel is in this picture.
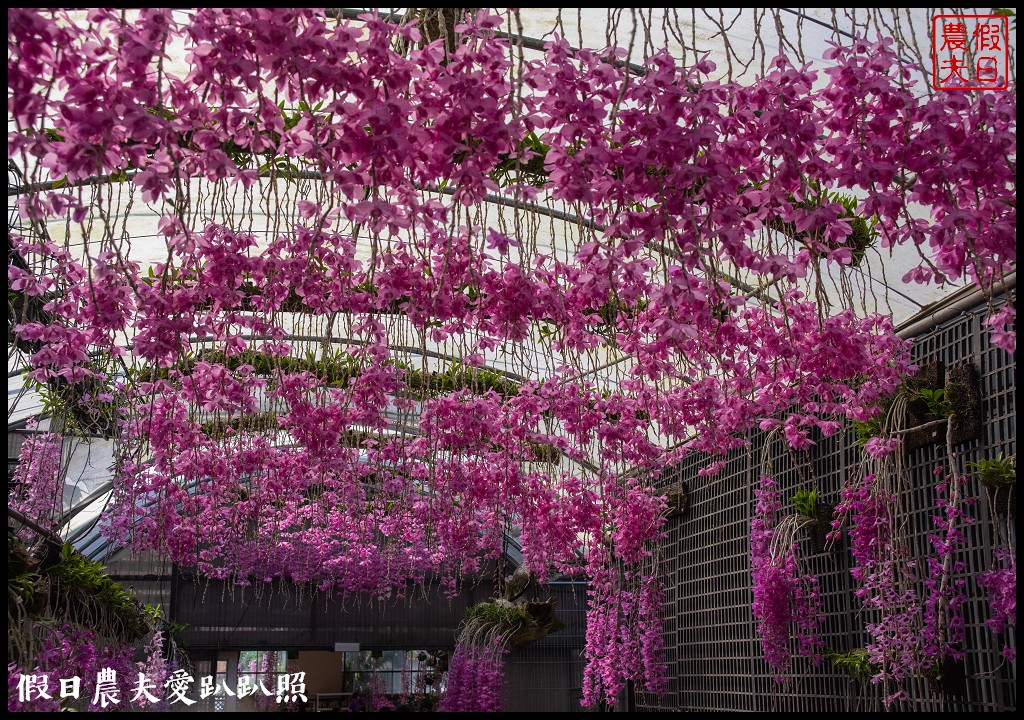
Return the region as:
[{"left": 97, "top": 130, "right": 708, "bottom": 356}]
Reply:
[{"left": 7, "top": 7, "right": 1015, "bottom": 712}]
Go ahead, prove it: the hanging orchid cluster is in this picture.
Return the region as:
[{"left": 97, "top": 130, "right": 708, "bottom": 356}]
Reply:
[
  {"left": 749, "top": 474, "right": 824, "bottom": 680},
  {"left": 977, "top": 549, "right": 1016, "bottom": 662},
  {"left": 984, "top": 306, "right": 1016, "bottom": 355},
  {"left": 583, "top": 547, "right": 668, "bottom": 703},
  {"left": 829, "top": 401, "right": 976, "bottom": 706},
  {"left": 7, "top": 7, "right": 1015, "bottom": 706},
  {"left": 437, "top": 640, "right": 505, "bottom": 713},
  {"left": 9, "top": 432, "right": 64, "bottom": 541}
]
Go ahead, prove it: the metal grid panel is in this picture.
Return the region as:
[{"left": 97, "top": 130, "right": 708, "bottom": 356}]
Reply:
[{"left": 637, "top": 297, "right": 1016, "bottom": 712}]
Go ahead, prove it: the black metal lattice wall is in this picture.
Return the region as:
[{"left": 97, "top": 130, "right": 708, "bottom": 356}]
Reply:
[
  {"left": 637, "top": 297, "right": 1016, "bottom": 712},
  {"left": 171, "top": 571, "right": 494, "bottom": 651}
]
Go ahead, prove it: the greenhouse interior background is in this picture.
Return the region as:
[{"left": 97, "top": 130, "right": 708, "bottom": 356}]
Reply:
[{"left": 7, "top": 6, "right": 1016, "bottom": 713}]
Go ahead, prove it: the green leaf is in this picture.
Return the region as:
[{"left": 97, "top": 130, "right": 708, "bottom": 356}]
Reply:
[
  {"left": 967, "top": 454, "right": 1016, "bottom": 488},
  {"left": 827, "top": 648, "right": 879, "bottom": 681},
  {"left": 911, "top": 387, "right": 953, "bottom": 417},
  {"left": 792, "top": 488, "right": 820, "bottom": 520}
]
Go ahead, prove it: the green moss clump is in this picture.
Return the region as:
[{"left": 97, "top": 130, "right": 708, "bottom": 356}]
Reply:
[
  {"left": 464, "top": 601, "right": 531, "bottom": 627},
  {"left": 8, "top": 535, "right": 152, "bottom": 644}
]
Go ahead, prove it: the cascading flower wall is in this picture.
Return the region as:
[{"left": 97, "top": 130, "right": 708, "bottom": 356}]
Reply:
[
  {"left": 9, "top": 431, "right": 64, "bottom": 541},
  {"left": 7, "top": 8, "right": 1015, "bottom": 706}
]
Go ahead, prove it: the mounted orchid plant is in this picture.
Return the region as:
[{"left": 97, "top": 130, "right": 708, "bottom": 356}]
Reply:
[{"left": 7, "top": 8, "right": 1015, "bottom": 707}]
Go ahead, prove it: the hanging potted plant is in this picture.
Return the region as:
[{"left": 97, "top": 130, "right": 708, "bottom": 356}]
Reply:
[
  {"left": 460, "top": 594, "right": 565, "bottom": 651},
  {"left": 665, "top": 480, "right": 691, "bottom": 519},
  {"left": 438, "top": 566, "right": 566, "bottom": 712},
  {"left": 968, "top": 454, "right": 1015, "bottom": 517},
  {"left": 792, "top": 488, "right": 833, "bottom": 554}
]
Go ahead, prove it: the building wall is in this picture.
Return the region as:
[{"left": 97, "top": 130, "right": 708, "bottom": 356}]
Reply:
[
  {"left": 171, "top": 570, "right": 589, "bottom": 712},
  {"left": 295, "top": 651, "right": 344, "bottom": 697}
]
